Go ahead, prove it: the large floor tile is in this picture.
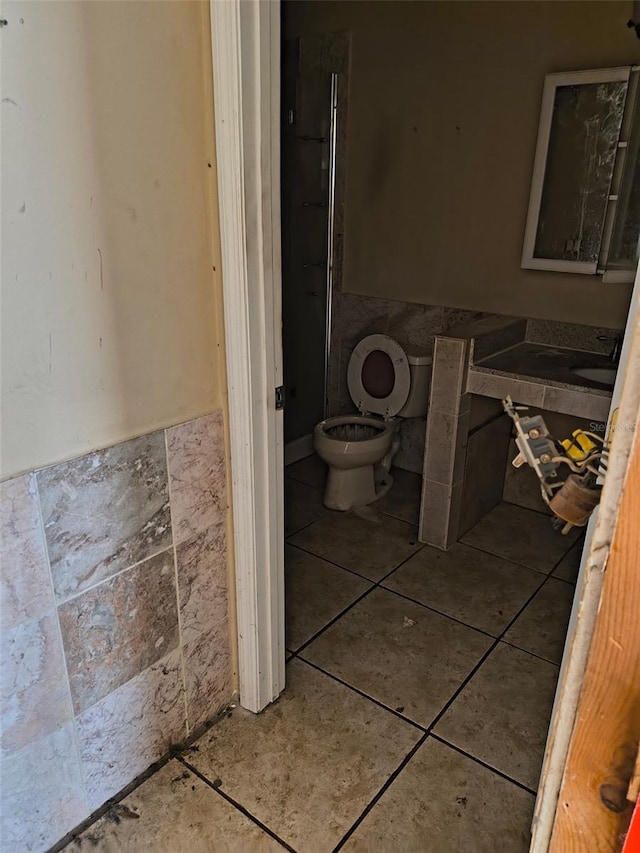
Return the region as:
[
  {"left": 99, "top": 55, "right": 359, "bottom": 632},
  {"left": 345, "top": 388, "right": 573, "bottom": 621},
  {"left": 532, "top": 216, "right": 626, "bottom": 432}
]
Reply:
[
  {"left": 434, "top": 642, "right": 558, "bottom": 789},
  {"left": 504, "top": 578, "right": 574, "bottom": 664},
  {"left": 285, "top": 453, "right": 327, "bottom": 488},
  {"left": 383, "top": 542, "right": 542, "bottom": 636},
  {"left": 66, "top": 760, "right": 284, "bottom": 852},
  {"left": 303, "top": 587, "right": 492, "bottom": 727},
  {"left": 375, "top": 469, "right": 422, "bottom": 525},
  {"left": 284, "top": 478, "right": 328, "bottom": 537},
  {"left": 342, "top": 737, "right": 534, "bottom": 853},
  {"left": 461, "top": 503, "right": 579, "bottom": 574},
  {"left": 185, "top": 659, "right": 421, "bottom": 852},
  {"left": 552, "top": 538, "right": 585, "bottom": 584},
  {"left": 285, "top": 545, "right": 372, "bottom": 651},
  {"left": 288, "top": 512, "right": 421, "bottom": 581}
]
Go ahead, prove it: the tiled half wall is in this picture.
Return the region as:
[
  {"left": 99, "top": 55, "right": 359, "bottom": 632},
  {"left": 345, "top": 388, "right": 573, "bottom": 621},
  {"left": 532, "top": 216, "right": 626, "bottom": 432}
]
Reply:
[
  {"left": 327, "top": 292, "right": 488, "bottom": 473},
  {"left": 0, "top": 411, "right": 233, "bottom": 852}
]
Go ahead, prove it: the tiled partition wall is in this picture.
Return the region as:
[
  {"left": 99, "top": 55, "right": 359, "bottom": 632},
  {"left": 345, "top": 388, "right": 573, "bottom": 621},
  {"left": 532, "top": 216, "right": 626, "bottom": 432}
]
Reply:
[
  {"left": 0, "top": 411, "right": 233, "bottom": 852},
  {"left": 327, "top": 292, "right": 487, "bottom": 473}
]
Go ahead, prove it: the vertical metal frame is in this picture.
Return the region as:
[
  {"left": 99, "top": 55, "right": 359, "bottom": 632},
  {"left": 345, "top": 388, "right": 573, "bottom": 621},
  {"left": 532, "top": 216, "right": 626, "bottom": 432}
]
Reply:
[{"left": 323, "top": 72, "right": 339, "bottom": 416}]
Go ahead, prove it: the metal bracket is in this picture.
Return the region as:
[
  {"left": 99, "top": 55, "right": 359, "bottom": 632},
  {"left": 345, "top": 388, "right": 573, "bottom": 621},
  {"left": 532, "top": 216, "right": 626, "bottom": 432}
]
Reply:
[{"left": 275, "top": 386, "right": 285, "bottom": 411}]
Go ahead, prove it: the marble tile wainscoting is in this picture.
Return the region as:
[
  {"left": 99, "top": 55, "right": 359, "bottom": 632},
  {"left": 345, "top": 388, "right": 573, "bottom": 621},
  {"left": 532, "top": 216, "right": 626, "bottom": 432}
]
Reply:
[{"left": 0, "top": 411, "right": 234, "bottom": 852}]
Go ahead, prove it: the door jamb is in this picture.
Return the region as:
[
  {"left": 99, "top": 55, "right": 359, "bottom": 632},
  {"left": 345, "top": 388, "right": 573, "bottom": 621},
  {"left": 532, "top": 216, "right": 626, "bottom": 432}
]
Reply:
[
  {"left": 532, "top": 267, "right": 640, "bottom": 850},
  {"left": 209, "top": 0, "right": 285, "bottom": 713}
]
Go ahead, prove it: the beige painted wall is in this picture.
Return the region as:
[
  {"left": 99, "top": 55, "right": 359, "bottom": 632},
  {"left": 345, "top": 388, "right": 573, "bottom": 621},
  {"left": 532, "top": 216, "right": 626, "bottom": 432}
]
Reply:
[
  {"left": 284, "top": 0, "right": 637, "bottom": 329},
  {"left": 1, "top": 1, "right": 225, "bottom": 479}
]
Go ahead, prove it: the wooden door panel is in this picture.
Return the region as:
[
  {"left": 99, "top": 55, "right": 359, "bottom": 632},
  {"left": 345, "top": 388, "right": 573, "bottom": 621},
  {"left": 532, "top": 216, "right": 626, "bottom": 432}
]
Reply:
[{"left": 550, "top": 428, "right": 640, "bottom": 851}]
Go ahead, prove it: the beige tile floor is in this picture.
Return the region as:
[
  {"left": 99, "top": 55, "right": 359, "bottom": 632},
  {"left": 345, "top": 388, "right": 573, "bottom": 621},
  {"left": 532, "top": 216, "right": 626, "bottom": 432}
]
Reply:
[{"left": 65, "top": 459, "right": 582, "bottom": 852}]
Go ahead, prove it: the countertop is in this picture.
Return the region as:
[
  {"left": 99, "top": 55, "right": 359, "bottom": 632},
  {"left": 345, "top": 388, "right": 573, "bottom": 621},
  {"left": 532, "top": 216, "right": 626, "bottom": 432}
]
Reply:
[{"left": 473, "top": 342, "right": 615, "bottom": 398}]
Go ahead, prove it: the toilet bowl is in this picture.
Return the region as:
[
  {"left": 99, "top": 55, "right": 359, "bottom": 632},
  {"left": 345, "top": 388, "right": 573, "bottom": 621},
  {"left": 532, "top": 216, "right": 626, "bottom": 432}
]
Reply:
[
  {"left": 313, "top": 334, "right": 432, "bottom": 511},
  {"left": 314, "top": 415, "right": 398, "bottom": 511}
]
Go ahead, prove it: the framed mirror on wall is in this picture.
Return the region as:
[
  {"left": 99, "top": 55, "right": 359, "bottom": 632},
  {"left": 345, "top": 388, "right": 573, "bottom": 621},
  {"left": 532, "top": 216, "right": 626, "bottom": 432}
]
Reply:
[{"left": 522, "top": 66, "right": 640, "bottom": 283}]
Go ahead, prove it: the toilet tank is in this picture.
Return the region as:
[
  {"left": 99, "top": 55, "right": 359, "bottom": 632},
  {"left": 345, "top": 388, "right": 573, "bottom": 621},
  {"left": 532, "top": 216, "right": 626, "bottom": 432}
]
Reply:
[{"left": 398, "top": 350, "right": 433, "bottom": 418}]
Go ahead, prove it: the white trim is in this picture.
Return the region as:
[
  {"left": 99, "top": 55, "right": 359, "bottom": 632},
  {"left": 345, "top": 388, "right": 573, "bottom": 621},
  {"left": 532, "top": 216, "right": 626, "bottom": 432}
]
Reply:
[
  {"left": 284, "top": 434, "right": 314, "bottom": 467},
  {"left": 521, "top": 66, "right": 631, "bottom": 274},
  {"left": 531, "top": 264, "right": 640, "bottom": 850},
  {"left": 210, "top": 0, "right": 285, "bottom": 713}
]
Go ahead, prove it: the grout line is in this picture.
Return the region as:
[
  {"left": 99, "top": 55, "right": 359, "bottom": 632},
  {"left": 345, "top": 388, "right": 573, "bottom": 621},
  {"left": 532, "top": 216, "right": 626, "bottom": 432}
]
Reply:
[
  {"left": 331, "top": 734, "right": 429, "bottom": 852},
  {"left": 284, "top": 471, "right": 325, "bottom": 490},
  {"left": 285, "top": 501, "right": 573, "bottom": 846},
  {"left": 376, "top": 506, "right": 416, "bottom": 525},
  {"left": 456, "top": 538, "right": 564, "bottom": 577},
  {"left": 178, "top": 758, "right": 297, "bottom": 852},
  {"left": 374, "top": 584, "right": 498, "bottom": 640},
  {"left": 310, "top": 558, "right": 565, "bottom": 850},
  {"left": 291, "top": 586, "right": 377, "bottom": 657},
  {"left": 288, "top": 543, "right": 432, "bottom": 658},
  {"left": 48, "top": 754, "right": 177, "bottom": 853},
  {"left": 55, "top": 542, "right": 176, "bottom": 606},
  {"left": 327, "top": 567, "right": 558, "bottom": 850},
  {"left": 500, "top": 498, "right": 554, "bottom": 519},
  {"left": 424, "top": 573, "right": 553, "bottom": 734},
  {"left": 285, "top": 541, "right": 380, "bottom": 584},
  {"left": 164, "top": 428, "right": 190, "bottom": 737},
  {"left": 294, "top": 656, "right": 427, "bottom": 733},
  {"left": 50, "top": 701, "right": 242, "bottom": 851},
  {"left": 429, "top": 733, "right": 538, "bottom": 796},
  {"left": 499, "top": 638, "right": 562, "bottom": 668},
  {"left": 548, "top": 571, "right": 577, "bottom": 587},
  {"left": 288, "top": 536, "right": 565, "bottom": 659},
  {"left": 285, "top": 513, "right": 327, "bottom": 539},
  {"left": 286, "top": 529, "right": 424, "bottom": 589},
  {"left": 290, "top": 502, "right": 573, "bottom": 664}
]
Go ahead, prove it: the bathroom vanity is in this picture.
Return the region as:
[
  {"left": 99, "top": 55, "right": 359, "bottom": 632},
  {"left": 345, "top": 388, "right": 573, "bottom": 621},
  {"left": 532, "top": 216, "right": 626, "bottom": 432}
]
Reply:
[{"left": 419, "top": 316, "right": 617, "bottom": 549}]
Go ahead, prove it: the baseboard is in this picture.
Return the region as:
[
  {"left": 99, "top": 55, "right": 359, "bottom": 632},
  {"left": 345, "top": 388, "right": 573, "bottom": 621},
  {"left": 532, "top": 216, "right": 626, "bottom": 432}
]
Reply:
[{"left": 285, "top": 434, "right": 314, "bottom": 467}]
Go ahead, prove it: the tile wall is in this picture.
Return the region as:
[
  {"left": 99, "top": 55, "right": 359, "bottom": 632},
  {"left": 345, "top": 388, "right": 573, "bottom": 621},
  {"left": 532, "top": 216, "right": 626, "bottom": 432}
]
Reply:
[
  {"left": 327, "top": 292, "right": 488, "bottom": 473},
  {"left": 0, "top": 411, "right": 233, "bottom": 852}
]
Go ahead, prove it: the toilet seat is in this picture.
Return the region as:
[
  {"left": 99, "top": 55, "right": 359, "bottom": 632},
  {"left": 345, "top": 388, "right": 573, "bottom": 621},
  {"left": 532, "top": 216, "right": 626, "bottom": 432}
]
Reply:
[{"left": 347, "top": 334, "right": 411, "bottom": 418}]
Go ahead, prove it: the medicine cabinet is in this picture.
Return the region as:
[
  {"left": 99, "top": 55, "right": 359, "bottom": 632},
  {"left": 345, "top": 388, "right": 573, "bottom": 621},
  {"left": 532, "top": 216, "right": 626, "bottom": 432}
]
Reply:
[{"left": 522, "top": 66, "right": 639, "bottom": 283}]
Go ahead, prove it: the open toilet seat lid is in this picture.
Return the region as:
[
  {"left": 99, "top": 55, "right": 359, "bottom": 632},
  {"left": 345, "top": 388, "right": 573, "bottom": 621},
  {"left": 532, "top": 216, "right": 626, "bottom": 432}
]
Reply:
[{"left": 347, "top": 334, "right": 411, "bottom": 418}]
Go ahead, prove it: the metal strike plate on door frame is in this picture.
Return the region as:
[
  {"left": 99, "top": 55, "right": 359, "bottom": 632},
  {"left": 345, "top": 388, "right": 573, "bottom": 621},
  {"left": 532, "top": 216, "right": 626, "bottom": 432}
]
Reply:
[{"left": 275, "top": 386, "right": 285, "bottom": 410}]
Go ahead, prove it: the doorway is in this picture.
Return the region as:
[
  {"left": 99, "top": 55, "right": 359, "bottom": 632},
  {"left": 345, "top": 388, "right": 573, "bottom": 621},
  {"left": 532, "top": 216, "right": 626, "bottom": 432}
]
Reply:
[{"left": 214, "top": 1, "right": 640, "bottom": 844}]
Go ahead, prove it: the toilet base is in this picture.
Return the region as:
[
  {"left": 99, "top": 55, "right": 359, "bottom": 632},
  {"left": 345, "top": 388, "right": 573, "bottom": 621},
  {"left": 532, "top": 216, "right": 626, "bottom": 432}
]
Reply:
[
  {"left": 323, "top": 464, "right": 396, "bottom": 512},
  {"left": 323, "top": 464, "right": 378, "bottom": 511}
]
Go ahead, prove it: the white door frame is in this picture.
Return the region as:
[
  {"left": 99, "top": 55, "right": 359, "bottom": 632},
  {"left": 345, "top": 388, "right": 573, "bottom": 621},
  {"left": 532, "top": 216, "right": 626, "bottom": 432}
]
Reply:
[{"left": 209, "top": 0, "right": 285, "bottom": 713}]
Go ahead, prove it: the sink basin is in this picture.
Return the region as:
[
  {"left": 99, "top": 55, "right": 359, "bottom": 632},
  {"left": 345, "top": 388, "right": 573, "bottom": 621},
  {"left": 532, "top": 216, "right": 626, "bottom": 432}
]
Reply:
[{"left": 571, "top": 366, "right": 617, "bottom": 387}]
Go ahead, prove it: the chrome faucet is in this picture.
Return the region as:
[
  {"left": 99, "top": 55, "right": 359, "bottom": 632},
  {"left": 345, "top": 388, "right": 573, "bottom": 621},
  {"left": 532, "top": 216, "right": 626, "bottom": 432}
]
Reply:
[{"left": 597, "top": 334, "right": 624, "bottom": 365}]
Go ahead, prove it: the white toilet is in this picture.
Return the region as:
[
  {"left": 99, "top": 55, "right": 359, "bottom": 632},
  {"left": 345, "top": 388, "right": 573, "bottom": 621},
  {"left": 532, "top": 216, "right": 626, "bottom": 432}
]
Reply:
[{"left": 314, "top": 333, "right": 432, "bottom": 511}]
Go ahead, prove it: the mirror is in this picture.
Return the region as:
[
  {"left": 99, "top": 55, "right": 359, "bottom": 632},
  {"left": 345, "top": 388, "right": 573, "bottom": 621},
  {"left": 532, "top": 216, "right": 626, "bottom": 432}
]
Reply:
[
  {"left": 522, "top": 66, "right": 639, "bottom": 281},
  {"left": 605, "top": 87, "right": 640, "bottom": 276}
]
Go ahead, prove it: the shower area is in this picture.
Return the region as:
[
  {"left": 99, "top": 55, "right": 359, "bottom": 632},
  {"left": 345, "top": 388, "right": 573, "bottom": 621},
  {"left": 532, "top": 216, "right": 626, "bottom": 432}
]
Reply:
[{"left": 281, "top": 33, "right": 349, "bottom": 455}]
